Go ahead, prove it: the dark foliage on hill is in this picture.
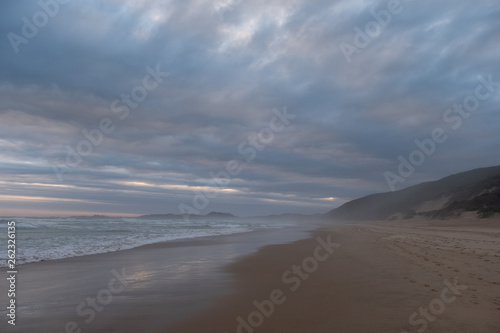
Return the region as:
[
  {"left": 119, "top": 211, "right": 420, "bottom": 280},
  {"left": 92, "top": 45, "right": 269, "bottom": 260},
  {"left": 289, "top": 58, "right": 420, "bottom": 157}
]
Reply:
[
  {"left": 426, "top": 187, "right": 500, "bottom": 219},
  {"left": 327, "top": 166, "right": 500, "bottom": 221}
]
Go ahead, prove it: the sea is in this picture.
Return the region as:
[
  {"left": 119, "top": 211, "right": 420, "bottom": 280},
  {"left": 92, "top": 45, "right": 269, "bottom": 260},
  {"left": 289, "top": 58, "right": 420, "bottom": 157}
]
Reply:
[{"left": 0, "top": 216, "right": 298, "bottom": 267}]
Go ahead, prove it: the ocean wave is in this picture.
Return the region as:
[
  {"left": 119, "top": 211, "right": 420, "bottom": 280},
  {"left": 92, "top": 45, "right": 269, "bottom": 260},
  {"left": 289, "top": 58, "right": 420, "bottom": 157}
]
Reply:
[{"left": 0, "top": 217, "right": 294, "bottom": 267}]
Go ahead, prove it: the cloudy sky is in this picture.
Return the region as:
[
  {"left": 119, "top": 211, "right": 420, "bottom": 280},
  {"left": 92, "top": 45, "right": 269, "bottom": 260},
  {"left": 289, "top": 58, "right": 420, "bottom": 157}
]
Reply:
[{"left": 0, "top": 0, "right": 499, "bottom": 217}]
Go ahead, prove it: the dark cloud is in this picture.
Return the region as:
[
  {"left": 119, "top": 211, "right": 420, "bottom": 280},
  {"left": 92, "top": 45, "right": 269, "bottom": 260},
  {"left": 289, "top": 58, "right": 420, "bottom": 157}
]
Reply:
[{"left": 0, "top": 0, "right": 499, "bottom": 216}]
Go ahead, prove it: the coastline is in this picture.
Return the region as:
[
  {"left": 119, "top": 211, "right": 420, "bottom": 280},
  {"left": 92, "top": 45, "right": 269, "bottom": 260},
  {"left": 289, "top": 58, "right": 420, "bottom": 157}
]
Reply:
[
  {"left": 164, "top": 218, "right": 500, "bottom": 333},
  {"left": 2, "top": 218, "right": 499, "bottom": 332},
  {"left": 0, "top": 225, "right": 312, "bottom": 333}
]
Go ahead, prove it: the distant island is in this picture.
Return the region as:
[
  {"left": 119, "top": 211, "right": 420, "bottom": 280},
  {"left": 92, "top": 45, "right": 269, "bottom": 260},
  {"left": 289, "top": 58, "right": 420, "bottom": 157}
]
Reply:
[{"left": 138, "top": 211, "right": 237, "bottom": 220}]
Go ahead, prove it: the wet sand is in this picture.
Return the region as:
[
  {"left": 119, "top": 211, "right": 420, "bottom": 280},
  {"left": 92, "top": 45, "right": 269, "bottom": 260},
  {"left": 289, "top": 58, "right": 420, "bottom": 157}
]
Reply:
[
  {"left": 164, "top": 218, "right": 500, "bottom": 333},
  {"left": 0, "top": 226, "right": 311, "bottom": 333}
]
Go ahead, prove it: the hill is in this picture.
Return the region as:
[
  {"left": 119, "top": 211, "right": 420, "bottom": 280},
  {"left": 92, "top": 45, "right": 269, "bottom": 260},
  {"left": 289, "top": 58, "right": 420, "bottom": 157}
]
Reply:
[
  {"left": 327, "top": 166, "right": 500, "bottom": 221},
  {"left": 138, "top": 211, "right": 236, "bottom": 220}
]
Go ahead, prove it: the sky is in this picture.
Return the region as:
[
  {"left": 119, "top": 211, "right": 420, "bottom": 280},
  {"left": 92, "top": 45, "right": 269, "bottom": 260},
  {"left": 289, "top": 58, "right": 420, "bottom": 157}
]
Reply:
[{"left": 0, "top": 0, "right": 499, "bottom": 217}]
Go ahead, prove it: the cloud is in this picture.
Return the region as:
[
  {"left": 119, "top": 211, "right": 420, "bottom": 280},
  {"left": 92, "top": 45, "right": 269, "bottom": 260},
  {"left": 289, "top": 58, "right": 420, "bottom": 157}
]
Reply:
[{"left": 0, "top": 0, "right": 499, "bottom": 216}]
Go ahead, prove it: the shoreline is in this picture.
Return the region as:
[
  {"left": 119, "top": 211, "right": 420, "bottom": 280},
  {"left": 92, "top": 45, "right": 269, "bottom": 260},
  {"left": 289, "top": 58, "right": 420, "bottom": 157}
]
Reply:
[
  {"left": 164, "top": 218, "right": 500, "bottom": 333},
  {"left": 2, "top": 218, "right": 499, "bottom": 332},
  {"left": 0, "top": 224, "right": 313, "bottom": 333},
  {"left": 1, "top": 221, "right": 315, "bottom": 269},
  {"left": 0, "top": 216, "right": 311, "bottom": 268}
]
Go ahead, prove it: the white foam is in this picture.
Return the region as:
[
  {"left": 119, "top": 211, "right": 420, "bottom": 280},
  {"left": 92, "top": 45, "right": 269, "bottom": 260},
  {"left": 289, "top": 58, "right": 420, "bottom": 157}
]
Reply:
[{"left": 0, "top": 217, "right": 294, "bottom": 267}]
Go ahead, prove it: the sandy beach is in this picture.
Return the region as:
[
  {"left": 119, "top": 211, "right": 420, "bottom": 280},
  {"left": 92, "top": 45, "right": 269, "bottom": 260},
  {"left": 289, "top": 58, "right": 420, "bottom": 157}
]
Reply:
[
  {"left": 2, "top": 2, "right": 499, "bottom": 332},
  {"left": 165, "top": 218, "right": 500, "bottom": 333},
  {"left": 2, "top": 218, "right": 499, "bottom": 333}
]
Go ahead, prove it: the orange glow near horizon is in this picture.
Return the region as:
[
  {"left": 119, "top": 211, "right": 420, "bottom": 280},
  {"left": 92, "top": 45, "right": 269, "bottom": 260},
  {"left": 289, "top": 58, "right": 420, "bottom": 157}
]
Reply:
[
  {"left": 117, "top": 180, "right": 240, "bottom": 193},
  {"left": 0, "top": 194, "right": 104, "bottom": 204},
  {"left": 0, "top": 206, "right": 140, "bottom": 218},
  {"left": 0, "top": 194, "right": 134, "bottom": 217}
]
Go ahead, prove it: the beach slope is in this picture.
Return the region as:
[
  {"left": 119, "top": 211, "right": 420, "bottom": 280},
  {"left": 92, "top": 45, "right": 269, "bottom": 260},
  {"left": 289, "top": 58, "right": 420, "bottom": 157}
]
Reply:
[{"left": 165, "top": 218, "right": 500, "bottom": 333}]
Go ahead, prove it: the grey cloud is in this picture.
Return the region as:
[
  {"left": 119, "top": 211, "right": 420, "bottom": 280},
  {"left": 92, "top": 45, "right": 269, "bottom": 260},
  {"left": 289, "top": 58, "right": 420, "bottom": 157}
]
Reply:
[{"left": 0, "top": 0, "right": 499, "bottom": 216}]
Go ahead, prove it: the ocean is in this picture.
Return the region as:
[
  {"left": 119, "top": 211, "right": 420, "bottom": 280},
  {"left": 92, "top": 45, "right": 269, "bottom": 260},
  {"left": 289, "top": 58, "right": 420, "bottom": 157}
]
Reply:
[{"left": 0, "top": 216, "right": 298, "bottom": 267}]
